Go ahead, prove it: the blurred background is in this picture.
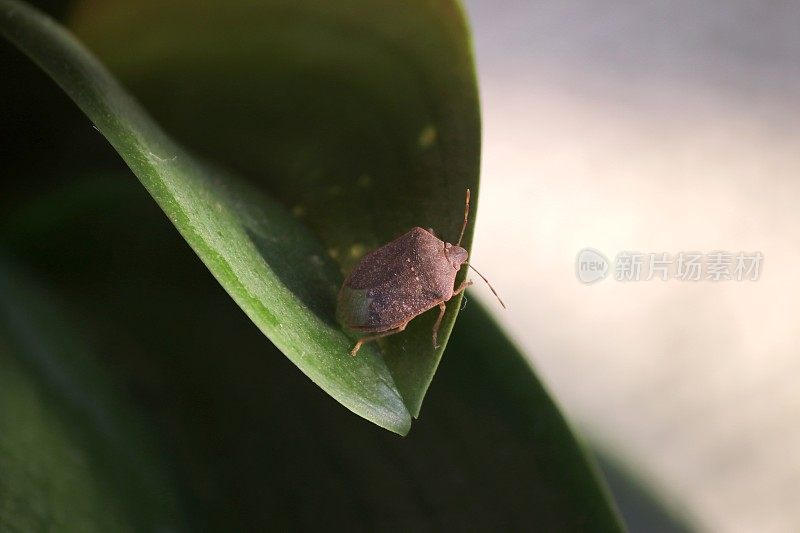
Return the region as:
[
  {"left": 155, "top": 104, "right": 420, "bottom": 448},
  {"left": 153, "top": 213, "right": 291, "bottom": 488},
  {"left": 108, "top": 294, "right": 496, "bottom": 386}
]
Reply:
[
  {"left": 4, "top": 0, "right": 798, "bottom": 531},
  {"left": 463, "top": 1, "right": 800, "bottom": 531}
]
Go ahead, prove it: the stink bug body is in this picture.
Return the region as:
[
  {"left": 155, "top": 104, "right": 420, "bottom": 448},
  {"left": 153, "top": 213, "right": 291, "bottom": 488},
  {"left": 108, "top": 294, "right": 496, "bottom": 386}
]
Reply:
[{"left": 337, "top": 189, "right": 504, "bottom": 356}]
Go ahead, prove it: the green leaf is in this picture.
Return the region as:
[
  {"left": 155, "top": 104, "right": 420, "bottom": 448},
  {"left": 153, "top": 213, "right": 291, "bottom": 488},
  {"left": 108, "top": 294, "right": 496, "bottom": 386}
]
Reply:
[
  {"left": 67, "top": 0, "right": 482, "bottom": 417},
  {"left": 169, "top": 299, "right": 622, "bottom": 530},
  {"left": 596, "top": 449, "right": 695, "bottom": 532},
  {"left": 0, "top": 0, "right": 413, "bottom": 433},
  {"left": 0, "top": 258, "right": 185, "bottom": 532},
  {"left": 4, "top": 177, "right": 623, "bottom": 530}
]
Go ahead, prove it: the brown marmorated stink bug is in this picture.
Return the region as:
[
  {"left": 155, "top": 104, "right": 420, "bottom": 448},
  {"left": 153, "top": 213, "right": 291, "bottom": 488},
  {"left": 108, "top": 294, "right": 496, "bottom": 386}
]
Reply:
[{"left": 337, "top": 189, "right": 505, "bottom": 356}]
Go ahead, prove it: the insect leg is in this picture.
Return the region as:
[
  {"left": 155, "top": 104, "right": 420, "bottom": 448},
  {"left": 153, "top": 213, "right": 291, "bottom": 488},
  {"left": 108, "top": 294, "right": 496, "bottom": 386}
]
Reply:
[
  {"left": 453, "top": 279, "right": 474, "bottom": 296},
  {"left": 350, "top": 322, "right": 408, "bottom": 356},
  {"left": 432, "top": 302, "right": 447, "bottom": 348},
  {"left": 430, "top": 281, "right": 473, "bottom": 349},
  {"left": 428, "top": 280, "right": 474, "bottom": 349}
]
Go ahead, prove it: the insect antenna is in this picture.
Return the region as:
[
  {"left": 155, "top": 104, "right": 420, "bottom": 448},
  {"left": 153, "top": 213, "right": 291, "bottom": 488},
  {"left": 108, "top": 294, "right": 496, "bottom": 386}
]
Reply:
[
  {"left": 456, "top": 188, "right": 470, "bottom": 247},
  {"left": 467, "top": 263, "right": 506, "bottom": 309}
]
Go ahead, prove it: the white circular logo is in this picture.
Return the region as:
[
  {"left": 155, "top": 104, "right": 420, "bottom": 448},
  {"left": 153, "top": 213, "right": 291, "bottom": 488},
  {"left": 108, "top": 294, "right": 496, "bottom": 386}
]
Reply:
[{"left": 576, "top": 248, "right": 609, "bottom": 284}]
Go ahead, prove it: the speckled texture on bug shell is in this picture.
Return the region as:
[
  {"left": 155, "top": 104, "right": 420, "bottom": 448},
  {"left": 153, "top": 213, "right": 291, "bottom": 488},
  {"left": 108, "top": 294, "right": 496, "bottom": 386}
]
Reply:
[{"left": 337, "top": 227, "right": 468, "bottom": 333}]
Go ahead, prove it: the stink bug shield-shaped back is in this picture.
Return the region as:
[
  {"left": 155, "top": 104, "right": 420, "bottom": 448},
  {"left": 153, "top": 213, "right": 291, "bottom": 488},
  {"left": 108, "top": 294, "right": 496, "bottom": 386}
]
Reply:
[{"left": 337, "top": 190, "right": 504, "bottom": 356}]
